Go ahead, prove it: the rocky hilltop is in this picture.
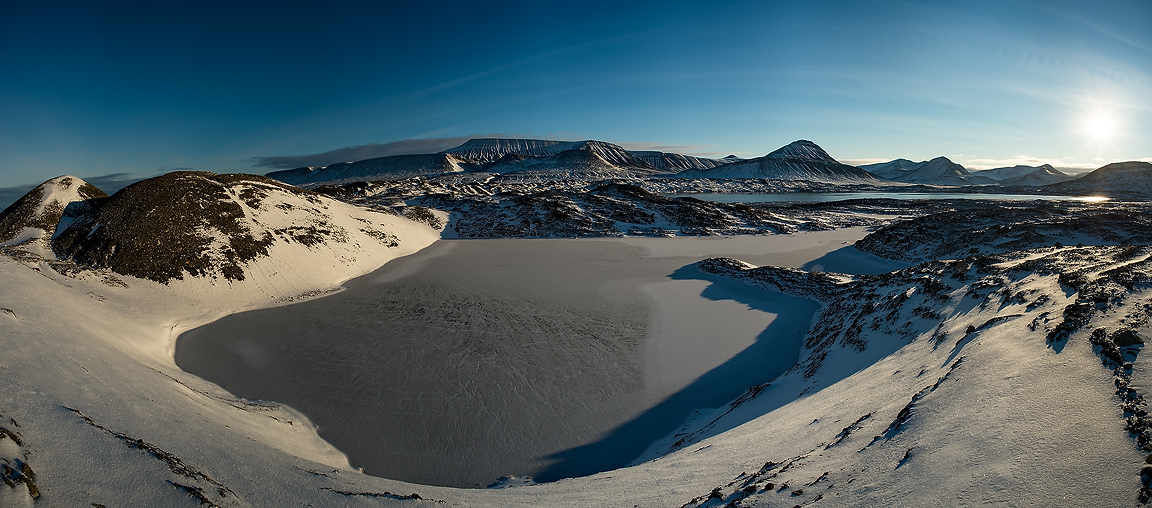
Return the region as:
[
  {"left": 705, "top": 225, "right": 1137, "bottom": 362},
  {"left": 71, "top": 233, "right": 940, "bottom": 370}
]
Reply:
[{"left": 0, "top": 172, "right": 441, "bottom": 285}]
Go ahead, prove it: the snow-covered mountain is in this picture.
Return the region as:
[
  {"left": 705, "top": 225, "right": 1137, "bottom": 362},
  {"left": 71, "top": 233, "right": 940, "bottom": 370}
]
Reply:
[
  {"left": 892, "top": 156, "right": 998, "bottom": 185},
  {"left": 971, "top": 164, "right": 1071, "bottom": 186},
  {"left": 265, "top": 153, "right": 482, "bottom": 186},
  {"left": 672, "top": 140, "right": 880, "bottom": 183},
  {"left": 1046, "top": 161, "right": 1152, "bottom": 196},
  {"left": 440, "top": 138, "right": 584, "bottom": 163},
  {"left": 481, "top": 141, "right": 661, "bottom": 180},
  {"left": 0, "top": 175, "right": 106, "bottom": 252},
  {"left": 630, "top": 151, "right": 730, "bottom": 172},
  {"left": 858, "top": 158, "right": 925, "bottom": 180}
]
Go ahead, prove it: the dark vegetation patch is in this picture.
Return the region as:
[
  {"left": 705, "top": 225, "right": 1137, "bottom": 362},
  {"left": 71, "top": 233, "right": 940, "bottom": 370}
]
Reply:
[
  {"left": 401, "top": 205, "right": 444, "bottom": 229},
  {"left": 51, "top": 172, "right": 306, "bottom": 283}
]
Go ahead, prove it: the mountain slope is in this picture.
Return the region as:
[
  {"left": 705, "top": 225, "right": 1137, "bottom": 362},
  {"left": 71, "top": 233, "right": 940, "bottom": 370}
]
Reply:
[
  {"left": 1047, "top": 161, "right": 1152, "bottom": 197},
  {"left": 266, "top": 153, "right": 480, "bottom": 186},
  {"left": 52, "top": 171, "right": 440, "bottom": 284},
  {"left": 0, "top": 175, "right": 106, "bottom": 249},
  {"left": 858, "top": 158, "right": 925, "bottom": 180},
  {"left": 672, "top": 140, "right": 880, "bottom": 183},
  {"left": 630, "top": 151, "right": 730, "bottom": 172},
  {"left": 893, "top": 156, "right": 998, "bottom": 185},
  {"left": 972, "top": 164, "right": 1071, "bottom": 186}
]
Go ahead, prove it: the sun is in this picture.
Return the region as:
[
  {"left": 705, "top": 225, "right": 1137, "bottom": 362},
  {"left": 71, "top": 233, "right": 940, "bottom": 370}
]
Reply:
[{"left": 1087, "top": 114, "right": 1114, "bottom": 140}]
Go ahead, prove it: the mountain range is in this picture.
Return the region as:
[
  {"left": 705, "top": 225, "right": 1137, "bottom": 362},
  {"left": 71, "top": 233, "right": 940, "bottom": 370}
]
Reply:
[
  {"left": 859, "top": 158, "right": 1074, "bottom": 186},
  {"left": 267, "top": 138, "right": 877, "bottom": 186},
  {"left": 265, "top": 137, "right": 1105, "bottom": 189}
]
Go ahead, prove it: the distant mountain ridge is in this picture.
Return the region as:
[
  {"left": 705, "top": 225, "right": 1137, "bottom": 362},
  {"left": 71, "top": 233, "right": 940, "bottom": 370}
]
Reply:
[
  {"left": 270, "top": 137, "right": 866, "bottom": 187},
  {"left": 672, "top": 140, "right": 879, "bottom": 183},
  {"left": 890, "top": 156, "right": 997, "bottom": 185},
  {"left": 858, "top": 159, "right": 925, "bottom": 180},
  {"left": 1046, "top": 161, "right": 1152, "bottom": 196},
  {"left": 971, "top": 164, "right": 1071, "bottom": 186}
]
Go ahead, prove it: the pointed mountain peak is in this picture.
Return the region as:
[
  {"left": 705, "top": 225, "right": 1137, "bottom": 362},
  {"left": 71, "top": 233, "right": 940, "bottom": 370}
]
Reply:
[
  {"left": 0, "top": 175, "right": 106, "bottom": 247},
  {"left": 766, "top": 140, "right": 839, "bottom": 164}
]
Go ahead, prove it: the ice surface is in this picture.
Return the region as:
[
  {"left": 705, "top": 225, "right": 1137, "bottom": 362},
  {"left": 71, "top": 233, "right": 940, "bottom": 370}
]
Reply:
[{"left": 176, "top": 232, "right": 874, "bottom": 487}]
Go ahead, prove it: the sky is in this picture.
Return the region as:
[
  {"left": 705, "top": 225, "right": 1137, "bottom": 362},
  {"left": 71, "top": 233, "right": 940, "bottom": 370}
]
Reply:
[{"left": 1, "top": 0, "right": 1150, "bottom": 203}]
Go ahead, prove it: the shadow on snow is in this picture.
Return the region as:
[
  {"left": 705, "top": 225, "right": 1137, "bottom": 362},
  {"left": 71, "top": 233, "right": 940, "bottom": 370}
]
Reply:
[{"left": 533, "top": 263, "right": 820, "bottom": 482}]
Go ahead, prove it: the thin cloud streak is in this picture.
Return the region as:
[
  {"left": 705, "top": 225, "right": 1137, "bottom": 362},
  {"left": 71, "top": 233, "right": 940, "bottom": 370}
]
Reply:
[
  {"left": 248, "top": 136, "right": 505, "bottom": 169},
  {"left": 0, "top": 172, "right": 151, "bottom": 210}
]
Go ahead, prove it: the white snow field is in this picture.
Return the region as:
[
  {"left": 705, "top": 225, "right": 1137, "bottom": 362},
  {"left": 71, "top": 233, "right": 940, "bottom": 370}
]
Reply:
[{"left": 2, "top": 208, "right": 1148, "bottom": 507}]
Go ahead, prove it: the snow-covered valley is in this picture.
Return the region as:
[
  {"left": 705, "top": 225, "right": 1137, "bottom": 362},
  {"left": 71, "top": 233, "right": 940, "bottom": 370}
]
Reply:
[
  {"left": 175, "top": 231, "right": 893, "bottom": 488},
  {"left": 4, "top": 168, "right": 1152, "bottom": 506}
]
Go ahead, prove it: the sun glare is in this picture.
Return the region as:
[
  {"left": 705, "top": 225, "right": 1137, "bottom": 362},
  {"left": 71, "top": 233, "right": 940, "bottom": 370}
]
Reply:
[{"left": 1087, "top": 115, "right": 1114, "bottom": 140}]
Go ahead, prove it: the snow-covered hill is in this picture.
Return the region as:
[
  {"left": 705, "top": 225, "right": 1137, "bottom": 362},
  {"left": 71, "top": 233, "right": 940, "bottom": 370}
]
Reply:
[
  {"left": 1047, "top": 161, "right": 1152, "bottom": 197},
  {"left": 858, "top": 158, "right": 925, "bottom": 180},
  {"left": 672, "top": 140, "right": 881, "bottom": 183},
  {"left": 0, "top": 175, "right": 106, "bottom": 254},
  {"left": 630, "top": 150, "right": 730, "bottom": 172},
  {"left": 893, "top": 156, "right": 998, "bottom": 185},
  {"left": 48, "top": 171, "right": 441, "bottom": 287},
  {"left": 971, "top": 164, "right": 1071, "bottom": 186}
]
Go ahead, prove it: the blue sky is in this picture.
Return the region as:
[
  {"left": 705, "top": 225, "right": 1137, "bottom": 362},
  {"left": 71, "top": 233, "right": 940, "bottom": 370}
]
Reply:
[{"left": 1, "top": 0, "right": 1149, "bottom": 200}]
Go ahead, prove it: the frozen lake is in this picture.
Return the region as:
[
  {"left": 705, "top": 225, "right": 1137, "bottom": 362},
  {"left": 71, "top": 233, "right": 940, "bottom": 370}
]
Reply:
[
  {"left": 668, "top": 191, "right": 1111, "bottom": 203},
  {"left": 176, "top": 230, "right": 906, "bottom": 487}
]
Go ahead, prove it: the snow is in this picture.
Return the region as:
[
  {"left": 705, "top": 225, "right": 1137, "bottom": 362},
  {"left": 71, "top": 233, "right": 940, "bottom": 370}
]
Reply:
[
  {"left": 673, "top": 140, "right": 881, "bottom": 183},
  {"left": 894, "top": 156, "right": 998, "bottom": 186},
  {"left": 3, "top": 180, "right": 1151, "bottom": 506}
]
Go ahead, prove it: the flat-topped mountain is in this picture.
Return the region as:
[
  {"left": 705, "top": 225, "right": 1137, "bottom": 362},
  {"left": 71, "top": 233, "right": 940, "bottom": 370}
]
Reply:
[
  {"left": 671, "top": 140, "right": 880, "bottom": 183},
  {"left": 265, "top": 153, "right": 482, "bottom": 186},
  {"left": 631, "top": 151, "right": 730, "bottom": 172}
]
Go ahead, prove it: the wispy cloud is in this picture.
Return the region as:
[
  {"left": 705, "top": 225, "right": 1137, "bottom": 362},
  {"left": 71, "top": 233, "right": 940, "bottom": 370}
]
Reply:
[
  {"left": 615, "top": 142, "right": 724, "bottom": 157},
  {"left": 840, "top": 158, "right": 895, "bottom": 167},
  {"left": 248, "top": 136, "right": 505, "bottom": 169}
]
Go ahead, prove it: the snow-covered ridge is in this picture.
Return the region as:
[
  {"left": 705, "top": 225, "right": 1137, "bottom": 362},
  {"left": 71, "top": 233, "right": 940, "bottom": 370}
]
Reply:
[
  {"left": 630, "top": 150, "right": 730, "bottom": 171},
  {"left": 891, "top": 156, "right": 997, "bottom": 186},
  {"left": 1047, "top": 161, "right": 1152, "bottom": 197},
  {"left": 673, "top": 140, "right": 880, "bottom": 183}
]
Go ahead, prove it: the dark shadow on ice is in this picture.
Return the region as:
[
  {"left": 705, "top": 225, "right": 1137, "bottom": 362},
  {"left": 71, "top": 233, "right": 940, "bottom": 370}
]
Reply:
[
  {"left": 802, "top": 245, "right": 910, "bottom": 275},
  {"left": 533, "top": 263, "right": 820, "bottom": 482}
]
